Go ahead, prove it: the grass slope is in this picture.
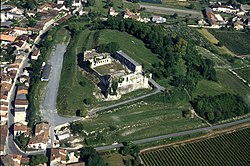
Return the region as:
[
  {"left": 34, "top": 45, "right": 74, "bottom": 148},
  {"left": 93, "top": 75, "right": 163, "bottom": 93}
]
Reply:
[
  {"left": 208, "top": 30, "right": 250, "bottom": 55},
  {"left": 98, "top": 29, "right": 160, "bottom": 70}
]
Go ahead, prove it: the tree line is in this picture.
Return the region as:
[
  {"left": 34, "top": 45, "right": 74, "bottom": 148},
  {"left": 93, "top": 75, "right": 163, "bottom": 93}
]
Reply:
[
  {"left": 191, "top": 93, "right": 250, "bottom": 123},
  {"left": 94, "top": 17, "right": 217, "bottom": 93}
]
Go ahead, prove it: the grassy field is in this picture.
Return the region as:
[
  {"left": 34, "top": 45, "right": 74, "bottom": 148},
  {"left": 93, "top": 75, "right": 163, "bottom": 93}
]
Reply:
[
  {"left": 72, "top": 93, "right": 206, "bottom": 146},
  {"left": 140, "top": 127, "right": 250, "bottom": 165},
  {"left": 57, "top": 29, "right": 158, "bottom": 115},
  {"left": 94, "top": 61, "right": 125, "bottom": 75},
  {"left": 197, "top": 28, "right": 234, "bottom": 55},
  {"left": 98, "top": 29, "right": 160, "bottom": 70},
  {"left": 233, "top": 67, "right": 250, "bottom": 83},
  {"left": 208, "top": 30, "right": 250, "bottom": 55},
  {"left": 192, "top": 69, "right": 250, "bottom": 105}
]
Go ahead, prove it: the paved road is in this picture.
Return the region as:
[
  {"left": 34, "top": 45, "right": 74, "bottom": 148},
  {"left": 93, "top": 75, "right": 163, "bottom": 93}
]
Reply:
[
  {"left": 95, "top": 117, "right": 250, "bottom": 151},
  {"left": 41, "top": 41, "right": 82, "bottom": 149},
  {"left": 140, "top": 4, "right": 202, "bottom": 18}
]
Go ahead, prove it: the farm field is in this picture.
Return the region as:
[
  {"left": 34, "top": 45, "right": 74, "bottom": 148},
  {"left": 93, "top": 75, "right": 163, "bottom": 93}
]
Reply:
[
  {"left": 208, "top": 30, "right": 250, "bottom": 55},
  {"left": 197, "top": 28, "right": 234, "bottom": 55},
  {"left": 98, "top": 29, "right": 160, "bottom": 70},
  {"left": 70, "top": 93, "right": 207, "bottom": 146},
  {"left": 140, "top": 127, "right": 250, "bottom": 165},
  {"left": 233, "top": 67, "right": 250, "bottom": 83}
]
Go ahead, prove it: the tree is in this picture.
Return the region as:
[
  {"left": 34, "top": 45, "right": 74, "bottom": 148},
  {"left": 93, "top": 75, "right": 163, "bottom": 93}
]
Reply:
[
  {"left": 80, "top": 108, "right": 88, "bottom": 117},
  {"left": 64, "top": 0, "right": 73, "bottom": 8},
  {"left": 30, "top": 155, "right": 48, "bottom": 166}
]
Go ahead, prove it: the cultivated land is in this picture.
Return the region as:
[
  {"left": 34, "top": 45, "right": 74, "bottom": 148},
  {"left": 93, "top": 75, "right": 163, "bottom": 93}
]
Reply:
[
  {"left": 208, "top": 29, "right": 250, "bottom": 55},
  {"left": 73, "top": 93, "right": 207, "bottom": 146},
  {"left": 140, "top": 127, "right": 250, "bottom": 165},
  {"left": 197, "top": 28, "right": 234, "bottom": 55}
]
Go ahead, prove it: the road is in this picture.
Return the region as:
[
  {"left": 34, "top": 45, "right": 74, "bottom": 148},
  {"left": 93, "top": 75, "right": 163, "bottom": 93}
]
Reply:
[
  {"left": 41, "top": 41, "right": 82, "bottom": 149},
  {"left": 95, "top": 117, "right": 250, "bottom": 151},
  {"left": 140, "top": 4, "right": 202, "bottom": 18},
  {"left": 88, "top": 78, "right": 165, "bottom": 116}
]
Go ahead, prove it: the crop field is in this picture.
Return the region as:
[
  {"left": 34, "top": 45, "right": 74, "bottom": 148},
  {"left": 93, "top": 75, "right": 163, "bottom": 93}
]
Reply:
[
  {"left": 71, "top": 93, "right": 206, "bottom": 146},
  {"left": 208, "top": 30, "right": 250, "bottom": 55},
  {"left": 233, "top": 67, "right": 250, "bottom": 83},
  {"left": 98, "top": 29, "right": 160, "bottom": 70},
  {"left": 140, "top": 127, "right": 250, "bottom": 165}
]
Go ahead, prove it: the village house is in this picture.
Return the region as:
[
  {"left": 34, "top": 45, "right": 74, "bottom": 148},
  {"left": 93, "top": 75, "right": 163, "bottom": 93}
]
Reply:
[
  {"left": 0, "top": 107, "right": 8, "bottom": 124},
  {"left": 13, "top": 27, "right": 29, "bottom": 36},
  {"left": 0, "top": 34, "right": 17, "bottom": 45},
  {"left": 109, "top": 7, "right": 118, "bottom": 17},
  {"left": 31, "top": 47, "right": 41, "bottom": 60},
  {"left": 14, "top": 107, "right": 27, "bottom": 124},
  {"left": 15, "top": 99, "right": 29, "bottom": 110},
  {"left": 19, "top": 75, "right": 30, "bottom": 87},
  {"left": 27, "top": 122, "right": 50, "bottom": 150},
  {"left": 7, "top": 64, "right": 20, "bottom": 72},
  {"left": 212, "top": 5, "right": 238, "bottom": 13},
  {"left": 123, "top": 8, "right": 141, "bottom": 21},
  {"left": 50, "top": 148, "right": 68, "bottom": 166},
  {"left": 152, "top": 16, "right": 166, "bottom": 24},
  {"left": 0, "top": 124, "right": 8, "bottom": 155},
  {"left": 17, "top": 85, "right": 29, "bottom": 95},
  {"left": 14, "top": 122, "right": 29, "bottom": 136},
  {"left": 0, "top": 154, "right": 22, "bottom": 166}
]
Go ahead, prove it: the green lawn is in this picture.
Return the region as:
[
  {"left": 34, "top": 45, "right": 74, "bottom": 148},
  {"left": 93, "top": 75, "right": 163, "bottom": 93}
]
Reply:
[
  {"left": 72, "top": 93, "right": 206, "bottom": 146},
  {"left": 208, "top": 30, "right": 250, "bottom": 55},
  {"left": 192, "top": 80, "right": 229, "bottom": 98},
  {"left": 98, "top": 29, "right": 160, "bottom": 70},
  {"left": 233, "top": 67, "right": 250, "bottom": 83}
]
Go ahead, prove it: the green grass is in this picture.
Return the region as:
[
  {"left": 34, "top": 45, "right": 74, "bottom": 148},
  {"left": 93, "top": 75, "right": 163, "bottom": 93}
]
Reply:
[
  {"left": 208, "top": 30, "right": 250, "bottom": 55},
  {"left": 216, "top": 69, "right": 250, "bottom": 105},
  {"left": 192, "top": 80, "right": 229, "bottom": 98},
  {"left": 73, "top": 93, "right": 206, "bottom": 146},
  {"left": 102, "top": 153, "right": 134, "bottom": 166},
  {"left": 94, "top": 61, "right": 124, "bottom": 75},
  {"left": 98, "top": 29, "right": 160, "bottom": 70},
  {"left": 140, "top": 127, "right": 250, "bottom": 165},
  {"left": 233, "top": 67, "right": 250, "bottom": 83}
]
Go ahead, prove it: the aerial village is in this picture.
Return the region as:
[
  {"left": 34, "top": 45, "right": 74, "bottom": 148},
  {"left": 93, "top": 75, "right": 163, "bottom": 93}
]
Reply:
[
  {"left": 0, "top": 0, "right": 250, "bottom": 165},
  {"left": 0, "top": 0, "right": 88, "bottom": 165}
]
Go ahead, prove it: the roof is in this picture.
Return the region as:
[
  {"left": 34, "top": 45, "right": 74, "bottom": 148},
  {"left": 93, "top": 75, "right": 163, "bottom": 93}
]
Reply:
[
  {"left": 0, "top": 34, "right": 16, "bottom": 42},
  {"left": 14, "top": 26, "right": 28, "bottom": 31},
  {"left": 14, "top": 122, "right": 28, "bottom": 132},
  {"left": 0, "top": 124, "right": 8, "bottom": 150},
  {"left": 15, "top": 107, "right": 26, "bottom": 112},
  {"left": 17, "top": 85, "right": 29, "bottom": 91},
  {"left": 41, "top": 64, "right": 52, "bottom": 79},
  {"left": 116, "top": 51, "right": 141, "bottom": 67},
  {"left": 0, "top": 154, "right": 22, "bottom": 166},
  {"left": 15, "top": 99, "right": 29, "bottom": 106},
  {"left": 0, "top": 82, "right": 12, "bottom": 93},
  {"left": 51, "top": 148, "right": 67, "bottom": 163},
  {"left": 21, "top": 157, "right": 30, "bottom": 164},
  {"left": 16, "top": 94, "right": 27, "bottom": 100},
  {"left": 31, "top": 48, "right": 40, "bottom": 57},
  {"left": 0, "top": 106, "right": 8, "bottom": 111},
  {"left": 1, "top": 101, "right": 9, "bottom": 107},
  {"left": 35, "top": 122, "right": 50, "bottom": 135}
]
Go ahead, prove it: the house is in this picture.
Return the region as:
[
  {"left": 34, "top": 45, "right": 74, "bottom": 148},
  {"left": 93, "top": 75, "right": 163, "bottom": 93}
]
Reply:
[
  {"left": 21, "top": 157, "right": 30, "bottom": 166},
  {"left": 0, "top": 124, "right": 8, "bottom": 155},
  {"left": 7, "top": 63, "right": 20, "bottom": 72},
  {"left": 41, "top": 64, "right": 52, "bottom": 81},
  {"left": 8, "top": 70, "right": 18, "bottom": 79},
  {"left": 37, "top": 3, "right": 55, "bottom": 12},
  {"left": 152, "top": 16, "right": 166, "bottom": 24},
  {"left": 15, "top": 99, "right": 29, "bottom": 109},
  {"left": 50, "top": 148, "right": 68, "bottom": 166},
  {"left": 31, "top": 47, "right": 41, "bottom": 60},
  {"left": 19, "top": 75, "right": 30, "bottom": 87},
  {"left": 14, "top": 122, "right": 28, "bottom": 136},
  {"left": 123, "top": 8, "right": 141, "bottom": 21},
  {"left": 0, "top": 34, "right": 17, "bottom": 44},
  {"left": 109, "top": 7, "right": 118, "bottom": 17},
  {"left": 112, "top": 51, "right": 142, "bottom": 73},
  {"left": 1, "top": 82, "right": 12, "bottom": 96},
  {"left": 234, "top": 20, "right": 244, "bottom": 30},
  {"left": 17, "top": 85, "right": 29, "bottom": 95},
  {"left": 84, "top": 49, "right": 112, "bottom": 68},
  {"left": 0, "top": 154, "right": 22, "bottom": 166},
  {"left": 1, "top": 75, "right": 12, "bottom": 84},
  {"left": 0, "top": 107, "right": 8, "bottom": 124},
  {"left": 27, "top": 122, "right": 50, "bottom": 150},
  {"left": 13, "top": 27, "right": 28, "bottom": 36},
  {"left": 72, "top": 0, "right": 81, "bottom": 7},
  {"left": 57, "top": 0, "right": 65, "bottom": 4},
  {"left": 205, "top": 7, "right": 220, "bottom": 28},
  {"left": 66, "top": 151, "right": 81, "bottom": 165},
  {"left": 14, "top": 107, "right": 27, "bottom": 123},
  {"left": 212, "top": 5, "right": 237, "bottom": 13}
]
